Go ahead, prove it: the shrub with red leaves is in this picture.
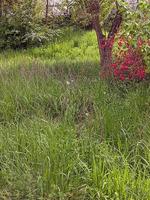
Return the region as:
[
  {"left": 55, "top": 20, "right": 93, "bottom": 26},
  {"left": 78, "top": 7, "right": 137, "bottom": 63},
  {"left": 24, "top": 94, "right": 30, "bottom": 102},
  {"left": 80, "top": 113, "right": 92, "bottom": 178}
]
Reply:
[{"left": 112, "top": 37, "right": 147, "bottom": 82}]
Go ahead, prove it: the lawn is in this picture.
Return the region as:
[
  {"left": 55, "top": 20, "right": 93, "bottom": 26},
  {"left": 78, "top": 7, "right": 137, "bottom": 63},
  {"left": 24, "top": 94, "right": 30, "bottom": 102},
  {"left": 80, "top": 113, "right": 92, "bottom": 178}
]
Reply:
[{"left": 0, "top": 29, "right": 150, "bottom": 200}]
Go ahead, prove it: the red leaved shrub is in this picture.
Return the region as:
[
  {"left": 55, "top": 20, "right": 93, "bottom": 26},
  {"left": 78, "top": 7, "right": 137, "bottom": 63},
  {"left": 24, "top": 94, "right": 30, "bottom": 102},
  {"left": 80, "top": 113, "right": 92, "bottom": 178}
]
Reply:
[{"left": 112, "top": 37, "right": 147, "bottom": 81}]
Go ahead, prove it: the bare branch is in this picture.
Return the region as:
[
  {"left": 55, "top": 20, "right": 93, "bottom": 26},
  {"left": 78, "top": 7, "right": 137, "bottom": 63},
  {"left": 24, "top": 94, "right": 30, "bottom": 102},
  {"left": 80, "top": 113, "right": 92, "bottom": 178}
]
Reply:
[{"left": 108, "top": 10, "right": 122, "bottom": 38}]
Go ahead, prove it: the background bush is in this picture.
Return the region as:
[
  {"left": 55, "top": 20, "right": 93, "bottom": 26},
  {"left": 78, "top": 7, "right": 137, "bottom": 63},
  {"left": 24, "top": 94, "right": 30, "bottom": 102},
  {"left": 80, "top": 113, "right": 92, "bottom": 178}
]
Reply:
[{"left": 0, "top": 0, "right": 57, "bottom": 49}]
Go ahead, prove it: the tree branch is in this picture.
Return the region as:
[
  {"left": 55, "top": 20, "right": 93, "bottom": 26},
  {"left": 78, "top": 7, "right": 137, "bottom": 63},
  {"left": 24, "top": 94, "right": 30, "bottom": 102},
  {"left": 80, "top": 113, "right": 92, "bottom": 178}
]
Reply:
[
  {"left": 108, "top": 10, "right": 122, "bottom": 39},
  {"left": 86, "top": 0, "right": 104, "bottom": 41}
]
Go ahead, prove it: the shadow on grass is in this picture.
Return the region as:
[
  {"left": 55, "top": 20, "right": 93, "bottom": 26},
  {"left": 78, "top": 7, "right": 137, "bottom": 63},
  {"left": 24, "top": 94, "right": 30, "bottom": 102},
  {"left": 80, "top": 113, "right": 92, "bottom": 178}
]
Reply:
[
  {"left": 0, "top": 60, "right": 99, "bottom": 125},
  {"left": 0, "top": 60, "right": 100, "bottom": 82}
]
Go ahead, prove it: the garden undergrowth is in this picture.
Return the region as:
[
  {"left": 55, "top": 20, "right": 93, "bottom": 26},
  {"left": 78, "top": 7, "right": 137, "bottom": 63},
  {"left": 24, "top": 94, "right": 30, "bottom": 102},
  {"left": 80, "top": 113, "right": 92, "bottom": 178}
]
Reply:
[{"left": 0, "top": 29, "right": 150, "bottom": 200}]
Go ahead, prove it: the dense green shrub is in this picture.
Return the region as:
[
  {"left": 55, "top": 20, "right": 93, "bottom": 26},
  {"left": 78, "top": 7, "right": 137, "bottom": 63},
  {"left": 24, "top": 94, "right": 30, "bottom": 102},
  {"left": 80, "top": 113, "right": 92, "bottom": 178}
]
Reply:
[{"left": 0, "top": 0, "right": 56, "bottom": 49}]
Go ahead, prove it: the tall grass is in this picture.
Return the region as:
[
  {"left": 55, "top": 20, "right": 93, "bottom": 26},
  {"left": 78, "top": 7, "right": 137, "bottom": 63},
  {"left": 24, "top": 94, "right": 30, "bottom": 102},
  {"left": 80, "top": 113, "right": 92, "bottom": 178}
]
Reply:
[{"left": 0, "top": 29, "right": 150, "bottom": 199}]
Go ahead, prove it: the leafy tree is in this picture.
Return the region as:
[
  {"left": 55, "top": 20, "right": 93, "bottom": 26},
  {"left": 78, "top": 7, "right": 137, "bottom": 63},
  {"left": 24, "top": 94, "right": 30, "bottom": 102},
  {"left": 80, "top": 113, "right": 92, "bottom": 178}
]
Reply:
[
  {"left": 70, "top": 0, "right": 149, "bottom": 78},
  {"left": 69, "top": 0, "right": 123, "bottom": 78}
]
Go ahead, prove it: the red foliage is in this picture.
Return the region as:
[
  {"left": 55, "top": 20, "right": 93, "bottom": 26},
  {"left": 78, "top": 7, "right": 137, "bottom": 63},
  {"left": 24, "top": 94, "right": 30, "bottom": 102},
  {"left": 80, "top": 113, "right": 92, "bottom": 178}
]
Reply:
[{"left": 111, "top": 37, "right": 147, "bottom": 82}]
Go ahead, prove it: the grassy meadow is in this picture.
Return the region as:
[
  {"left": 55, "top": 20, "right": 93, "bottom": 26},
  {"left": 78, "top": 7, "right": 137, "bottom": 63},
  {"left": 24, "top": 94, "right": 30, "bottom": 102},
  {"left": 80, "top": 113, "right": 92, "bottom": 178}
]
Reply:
[{"left": 0, "top": 29, "right": 150, "bottom": 199}]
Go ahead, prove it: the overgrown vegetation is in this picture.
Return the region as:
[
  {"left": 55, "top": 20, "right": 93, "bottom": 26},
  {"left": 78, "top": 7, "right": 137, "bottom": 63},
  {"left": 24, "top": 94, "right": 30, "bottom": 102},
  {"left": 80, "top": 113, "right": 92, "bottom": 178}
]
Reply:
[
  {"left": 0, "top": 0, "right": 149, "bottom": 199},
  {"left": 0, "top": 0, "right": 57, "bottom": 49},
  {"left": 69, "top": 0, "right": 150, "bottom": 79},
  {"left": 0, "top": 30, "right": 150, "bottom": 199}
]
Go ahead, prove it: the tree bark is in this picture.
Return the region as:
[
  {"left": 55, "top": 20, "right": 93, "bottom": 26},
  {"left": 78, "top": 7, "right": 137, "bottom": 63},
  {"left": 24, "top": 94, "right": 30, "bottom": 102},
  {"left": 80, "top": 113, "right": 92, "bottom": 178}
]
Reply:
[
  {"left": 45, "top": 0, "right": 49, "bottom": 24},
  {"left": 0, "top": 0, "right": 3, "bottom": 17},
  {"left": 87, "top": 0, "right": 122, "bottom": 78},
  {"left": 92, "top": 15, "right": 113, "bottom": 77},
  {"left": 100, "top": 44, "right": 113, "bottom": 77}
]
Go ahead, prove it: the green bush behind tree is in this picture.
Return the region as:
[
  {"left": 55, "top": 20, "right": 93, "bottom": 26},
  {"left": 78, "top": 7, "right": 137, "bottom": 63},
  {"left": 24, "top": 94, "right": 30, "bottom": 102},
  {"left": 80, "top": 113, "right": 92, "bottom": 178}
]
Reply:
[{"left": 0, "top": 0, "right": 57, "bottom": 49}]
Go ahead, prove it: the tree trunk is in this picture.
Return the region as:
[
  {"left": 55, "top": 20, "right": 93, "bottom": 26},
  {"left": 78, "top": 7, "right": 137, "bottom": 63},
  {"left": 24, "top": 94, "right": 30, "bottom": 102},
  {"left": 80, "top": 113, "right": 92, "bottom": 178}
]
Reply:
[
  {"left": 100, "top": 45, "right": 113, "bottom": 77},
  {"left": 94, "top": 24, "right": 113, "bottom": 77},
  {"left": 87, "top": 0, "right": 122, "bottom": 79},
  {"left": 45, "top": 0, "right": 49, "bottom": 24},
  {"left": 0, "top": 0, "right": 3, "bottom": 17}
]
